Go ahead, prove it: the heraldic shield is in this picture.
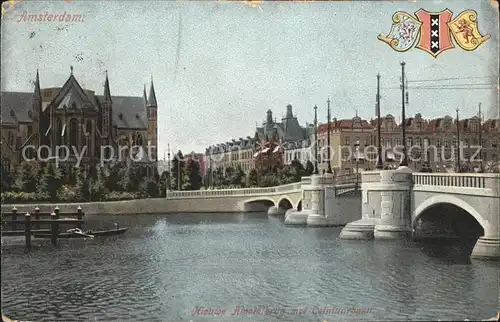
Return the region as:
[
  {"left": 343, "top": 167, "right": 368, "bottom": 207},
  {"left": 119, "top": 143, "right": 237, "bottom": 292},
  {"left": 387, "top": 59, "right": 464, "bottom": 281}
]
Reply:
[
  {"left": 377, "top": 11, "right": 422, "bottom": 52},
  {"left": 415, "top": 9, "right": 455, "bottom": 57},
  {"left": 448, "top": 10, "right": 491, "bottom": 51}
]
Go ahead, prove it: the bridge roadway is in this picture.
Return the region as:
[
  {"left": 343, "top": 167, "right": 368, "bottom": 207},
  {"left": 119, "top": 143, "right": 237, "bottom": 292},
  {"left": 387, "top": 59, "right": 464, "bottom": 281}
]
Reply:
[{"left": 167, "top": 169, "right": 500, "bottom": 260}]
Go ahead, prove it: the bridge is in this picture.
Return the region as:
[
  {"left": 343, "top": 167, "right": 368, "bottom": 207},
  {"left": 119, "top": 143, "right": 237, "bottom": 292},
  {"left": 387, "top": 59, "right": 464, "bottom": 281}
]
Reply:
[
  {"left": 166, "top": 169, "right": 499, "bottom": 260},
  {"left": 165, "top": 174, "right": 360, "bottom": 220},
  {"left": 339, "top": 167, "right": 500, "bottom": 260}
]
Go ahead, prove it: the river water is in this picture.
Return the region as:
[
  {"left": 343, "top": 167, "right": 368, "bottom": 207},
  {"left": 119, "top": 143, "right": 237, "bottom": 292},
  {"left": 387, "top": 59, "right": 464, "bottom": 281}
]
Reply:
[{"left": 1, "top": 213, "right": 498, "bottom": 321}]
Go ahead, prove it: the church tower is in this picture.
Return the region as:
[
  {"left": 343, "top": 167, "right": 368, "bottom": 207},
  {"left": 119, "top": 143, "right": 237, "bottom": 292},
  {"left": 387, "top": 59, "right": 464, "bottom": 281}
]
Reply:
[
  {"left": 33, "top": 69, "right": 44, "bottom": 147},
  {"left": 101, "top": 71, "right": 113, "bottom": 147},
  {"left": 146, "top": 76, "right": 158, "bottom": 162}
]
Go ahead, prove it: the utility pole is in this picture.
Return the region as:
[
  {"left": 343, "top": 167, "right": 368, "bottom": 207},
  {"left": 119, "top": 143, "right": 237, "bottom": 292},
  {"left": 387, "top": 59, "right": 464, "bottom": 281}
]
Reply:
[
  {"left": 177, "top": 150, "right": 181, "bottom": 190},
  {"left": 314, "top": 105, "right": 319, "bottom": 174},
  {"left": 456, "top": 108, "right": 460, "bottom": 173},
  {"left": 326, "top": 98, "right": 333, "bottom": 174},
  {"left": 167, "top": 143, "right": 171, "bottom": 190},
  {"left": 375, "top": 73, "right": 383, "bottom": 169},
  {"left": 478, "top": 103, "right": 484, "bottom": 173},
  {"left": 400, "top": 61, "right": 408, "bottom": 167}
]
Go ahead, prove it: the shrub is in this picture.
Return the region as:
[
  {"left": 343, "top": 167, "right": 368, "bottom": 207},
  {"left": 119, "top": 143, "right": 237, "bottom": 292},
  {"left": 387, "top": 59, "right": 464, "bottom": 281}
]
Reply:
[
  {"left": 1, "top": 191, "right": 39, "bottom": 203},
  {"left": 103, "top": 191, "right": 138, "bottom": 201},
  {"left": 56, "top": 185, "right": 77, "bottom": 202}
]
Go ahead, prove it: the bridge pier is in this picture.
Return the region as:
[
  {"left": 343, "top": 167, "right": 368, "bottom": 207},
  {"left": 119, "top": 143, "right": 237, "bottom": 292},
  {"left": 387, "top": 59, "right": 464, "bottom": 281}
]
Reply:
[
  {"left": 306, "top": 175, "right": 329, "bottom": 226},
  {"left": 374, "top": 166, "right": 413, "bottom": 239},
  {"left": 339, "top": 171, "right": 381, "bottom": 240},
  {"left": 267, "top": 206, "right": 286, "bottom": 216},
  {"left": 471, "top": 237, "right": 500, "bottom": 260}
]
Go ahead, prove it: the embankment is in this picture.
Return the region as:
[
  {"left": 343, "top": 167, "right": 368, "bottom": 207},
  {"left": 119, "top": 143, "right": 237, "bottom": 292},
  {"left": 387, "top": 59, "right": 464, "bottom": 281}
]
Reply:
[{"left": 1, "top": 197, "right": 248, "bottom": 215}]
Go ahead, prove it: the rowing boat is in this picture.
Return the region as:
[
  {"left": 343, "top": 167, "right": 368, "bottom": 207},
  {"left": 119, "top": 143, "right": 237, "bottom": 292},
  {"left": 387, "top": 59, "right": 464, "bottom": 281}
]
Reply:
[{"left": 33, "top": 227, "right": 127, "bottom": 239}]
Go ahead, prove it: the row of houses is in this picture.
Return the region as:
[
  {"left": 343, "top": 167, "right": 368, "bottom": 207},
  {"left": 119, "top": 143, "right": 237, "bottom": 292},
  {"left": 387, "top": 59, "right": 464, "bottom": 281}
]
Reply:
[{"left": 202, "top": 108, "right": 500, "bottom": 176}]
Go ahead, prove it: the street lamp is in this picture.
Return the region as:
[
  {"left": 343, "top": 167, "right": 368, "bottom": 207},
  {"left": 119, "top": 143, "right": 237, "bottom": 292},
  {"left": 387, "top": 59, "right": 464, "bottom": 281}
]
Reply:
[
  {"left": 326, "top": 98, "right": 333, "bottom": 174},
  {"left": 376, "top": 73, "right": 383, "bottom": 169},
  {"left": 354, "top": 139, "right": 360, "bottom": 190},
  {"left": 400, "top": 61, "right": 408, "bottom": 167},
  {"left": 314, "top": 105, "right": 319, "bottom": 174}
]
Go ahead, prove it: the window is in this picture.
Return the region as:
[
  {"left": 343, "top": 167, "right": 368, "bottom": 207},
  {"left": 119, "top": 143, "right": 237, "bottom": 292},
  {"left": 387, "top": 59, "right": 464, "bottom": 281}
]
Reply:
[
  {"left": 56, "top": 119, "right": 63, "bottom": 146},
  {"left": 70, "top": 118, "right": 79, "bottom": 148},
  {"left": 8, "top": 132, "right": 14, "bottom": 146},
  {"left": 344, "top": 136, "right": 350, "bottom": 145},
  {"left": 436, "top": 138, "right": 441, "bottom": 147},
  {"left": 102, "top": 106, "right": 109, "bottom": 136},
  {"left": 416, "top": 122, "right": 422, "bottom": 130},
  {"left": 444, "top": 140, "right": 449, "bottom": 148},
  {"left": 444, "top": 122, "right": 450, "bottom": 131},
  {"left": 342, "top": 151, "right": 349, "bottom": 160},
  {"left": 416, "top": 138, "right": 421, "bottom": 146}
]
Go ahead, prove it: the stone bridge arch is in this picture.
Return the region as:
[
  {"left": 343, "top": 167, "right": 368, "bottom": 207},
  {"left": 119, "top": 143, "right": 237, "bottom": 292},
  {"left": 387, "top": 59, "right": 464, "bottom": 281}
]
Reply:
[
  {"left": 412, "top": 194, "right": 487, "bottom": 239},
  {"left": 243, "top": 198, "right": 276, "bottom": 212},
  {"left": 277, "top": 198, "right": 293, "bottom": 210}
]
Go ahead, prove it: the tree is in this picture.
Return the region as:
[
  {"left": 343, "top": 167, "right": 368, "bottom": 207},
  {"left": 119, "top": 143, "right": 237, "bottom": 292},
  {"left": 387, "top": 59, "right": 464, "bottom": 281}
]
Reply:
[
  {"left": 305, "top": 160, "right": 314, "bottom": 175},
  {"left": 231, "top": 165, "right": 245, "bottom": 187},
  {"left": 139, "top": 177, "right": 159, "bottom": 197},
  {"left": 90, "top": 166, "right": 108, "bottom": 201},
  {"left": 14, "top": 161, "right": 39, "bottom": 192},
  {"left": 223, "top": 166, "right": 234, "bottom": 185},
  {"left": 170, "top": 150, "right": 185, "bottom": 190},
  {"left": 36, "top": 169, "right": 50, "bottom": 200},
  {"left": 1, "top": 161, "right": 14, "bottom": 192},
  {"left": 247, "top": 168, "right": 258, "bottom": 187},
  {"left": 158, "top": 171, "right": 169, "bottom": 197},
  {"left": 184, "top": 158, "right": 202, "bottom": 190},
  {"left": 74, "top": 165, "right": 90, "bottom": 201},
  {"left": 106, "top": 162, "right": 123, "bottom": 192},
  {"left": 45, "top": 163, "right": 62, "bottom": 200}
]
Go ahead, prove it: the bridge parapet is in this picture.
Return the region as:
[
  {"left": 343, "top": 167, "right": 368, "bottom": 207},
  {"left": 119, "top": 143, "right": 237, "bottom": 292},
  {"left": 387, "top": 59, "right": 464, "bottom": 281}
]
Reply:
[
  {"left": 166, "top": 182, "right": 302, "bottom": 199},
  {"left": 413, "top": 173, "right": 500, "bottom": 197}
]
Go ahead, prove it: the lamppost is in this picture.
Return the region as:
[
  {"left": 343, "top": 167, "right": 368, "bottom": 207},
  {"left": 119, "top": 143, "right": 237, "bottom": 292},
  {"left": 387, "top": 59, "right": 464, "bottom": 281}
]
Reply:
[
  {"left": 326, "top": 98, "right": 333, "bottom": 174},
  {"left": 354, "top": 139, "right": 360, "bottom": 190},
  {"left": 455, "top": 108, "right": 460, "bottom": 173},
  {"left": 167, "top": 143, "right": 171, "bottom": 190},
  {"left": 375, "top": 73, "right": 383, "bottom": 169},
  {"left": 314, "top": 105, "right": 319, "bottom": 174},
  {"left": 400, "top": 61, "right": 408, "bottom": 167},
  {"left": 478, "top": 102, "right": 484, "bottom": 173}
]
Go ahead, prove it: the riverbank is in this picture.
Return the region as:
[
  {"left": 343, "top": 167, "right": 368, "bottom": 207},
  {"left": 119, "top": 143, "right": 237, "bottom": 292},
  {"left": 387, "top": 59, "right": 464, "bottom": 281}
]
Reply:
[{"left": 1, "top": 197, "right": 252, "bottom": 215}]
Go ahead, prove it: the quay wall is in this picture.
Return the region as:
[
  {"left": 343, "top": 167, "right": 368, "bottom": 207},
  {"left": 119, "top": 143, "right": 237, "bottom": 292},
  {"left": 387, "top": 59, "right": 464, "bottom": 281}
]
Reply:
[{"left": 1, "top": 197, "right": 246, "bottom": 215}]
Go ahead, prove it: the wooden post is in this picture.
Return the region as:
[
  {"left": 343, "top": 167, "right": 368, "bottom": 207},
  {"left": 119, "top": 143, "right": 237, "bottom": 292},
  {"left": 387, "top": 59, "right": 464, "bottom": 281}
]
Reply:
[
  {"left": 77, "top": 206, "right": 83, "bottom": 230},
  {"left": 34, "top": 206, "right": 40, "bottom": 230},
  {"left": 50, "top": 212, "right": 59, "bottom": 246},
  {"left": 11, "top": 206, "right": 17, "bottom": 231},
  {"left": 25, "top": 213, "right": 31, "bottom": 250}
]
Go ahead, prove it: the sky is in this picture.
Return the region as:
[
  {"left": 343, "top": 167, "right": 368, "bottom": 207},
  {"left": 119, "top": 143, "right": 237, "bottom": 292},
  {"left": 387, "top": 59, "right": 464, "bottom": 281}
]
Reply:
[{"left": 1, "top": 0, "right": 499, "bottom": 157}]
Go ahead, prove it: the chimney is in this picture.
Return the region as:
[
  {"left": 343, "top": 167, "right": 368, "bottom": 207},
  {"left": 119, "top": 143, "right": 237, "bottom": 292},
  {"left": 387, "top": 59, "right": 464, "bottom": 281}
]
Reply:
[{"left": 286, "top": 104, "right": 293, "bottom": 118}]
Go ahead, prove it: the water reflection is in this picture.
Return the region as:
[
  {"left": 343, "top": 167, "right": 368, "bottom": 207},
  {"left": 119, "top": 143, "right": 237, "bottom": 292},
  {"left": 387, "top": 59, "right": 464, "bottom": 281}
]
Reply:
[{"left": 1, "top": 213, "right": 498, "bottom": 322}]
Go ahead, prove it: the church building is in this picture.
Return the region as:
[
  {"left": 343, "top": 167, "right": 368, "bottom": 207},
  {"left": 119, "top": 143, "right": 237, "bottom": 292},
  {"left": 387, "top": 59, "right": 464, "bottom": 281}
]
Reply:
[{"left": 1, "top": 67, "right": 158, "bottom": 177}]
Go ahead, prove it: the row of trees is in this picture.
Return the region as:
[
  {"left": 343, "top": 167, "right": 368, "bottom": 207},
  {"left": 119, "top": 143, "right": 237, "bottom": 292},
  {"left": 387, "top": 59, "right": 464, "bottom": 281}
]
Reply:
[
  {"left": 1, "top": 161, "right": 164, "bottom": 203},
  {"left": 1, "top": 149, "right": 317, "bottom": 203}
]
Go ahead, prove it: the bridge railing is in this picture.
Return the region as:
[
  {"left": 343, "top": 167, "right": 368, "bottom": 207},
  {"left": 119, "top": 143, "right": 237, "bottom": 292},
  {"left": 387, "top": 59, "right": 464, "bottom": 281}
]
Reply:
[
  {"left": 336, "top": 174, "right": 360, "bottom": 185},
  {"left": 166, "top": 182, "right": 302, "bottom": 199},
  {"left": 413, "top": 173, "right": 490, "bottom": 189}
]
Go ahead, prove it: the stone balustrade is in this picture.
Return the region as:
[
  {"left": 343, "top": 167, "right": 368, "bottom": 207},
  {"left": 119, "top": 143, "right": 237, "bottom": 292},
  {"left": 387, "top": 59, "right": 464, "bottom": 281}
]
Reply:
[
  {"left": 166, "top": 182, "right": 302, "bottom": 199},
  {"left": 412, "top": 172, "right": 495, "bottom": 189}
]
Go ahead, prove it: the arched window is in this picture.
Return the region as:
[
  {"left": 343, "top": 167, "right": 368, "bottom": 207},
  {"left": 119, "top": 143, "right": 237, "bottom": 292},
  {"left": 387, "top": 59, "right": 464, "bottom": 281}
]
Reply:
[
  {"left": 70, "top": 118, "right": 79, "bottom": 148},
  {"left": 86, "top": 120, "right": 92, "bottom": 156},
  {"left": 56, "top": 119, "right": 63, "bottom": 146},
  {"left": 136, "top": 133, "right": 143, "bottom": 146},
  {"left": 8, "top": 132, "right": 14, "bottom": 146}
]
